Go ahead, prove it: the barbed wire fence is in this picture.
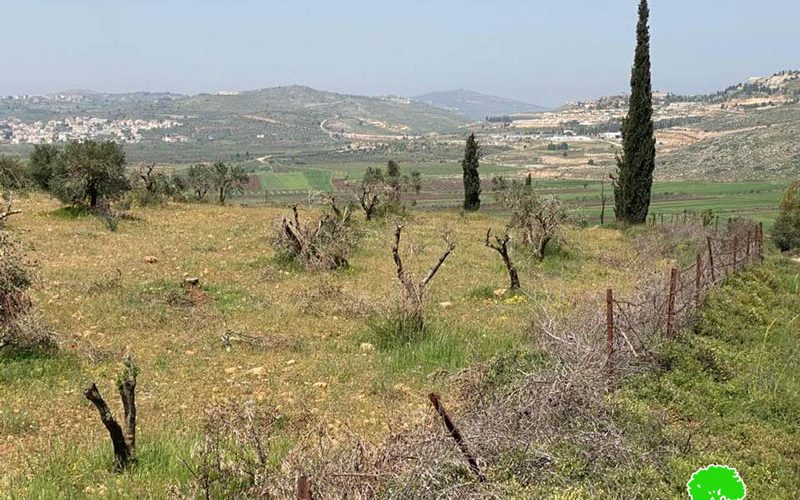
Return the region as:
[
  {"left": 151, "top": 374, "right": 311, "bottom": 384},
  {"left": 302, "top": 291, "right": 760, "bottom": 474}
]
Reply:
[{"left": 605, "top": 221, "right": 764, "bottom": 378}]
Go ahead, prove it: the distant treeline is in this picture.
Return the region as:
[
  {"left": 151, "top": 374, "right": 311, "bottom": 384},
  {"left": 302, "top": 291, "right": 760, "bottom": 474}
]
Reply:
[
  {"left": 485, "top": 115, "right": 513, "bottom": 124},
  {"left": 667, "top": 70, "right": 800, "bottom": 104},
  {"left": 513, "top": 116, "right": 702, "bottom": 138}
]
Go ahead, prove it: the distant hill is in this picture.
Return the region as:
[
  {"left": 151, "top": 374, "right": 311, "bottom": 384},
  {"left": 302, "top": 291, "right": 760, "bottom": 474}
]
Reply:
[
  {"left": 0, "top": 85, "right": 468, "bottom": 163},
  {"left": 414, "top": 89, "right": 548, "bottom": 120},
  {"left": 658, "top": 103, "right": 800, "bottom": 180},
  {"left": 657, "top": 71, "right": 800, "bottom": 180}
]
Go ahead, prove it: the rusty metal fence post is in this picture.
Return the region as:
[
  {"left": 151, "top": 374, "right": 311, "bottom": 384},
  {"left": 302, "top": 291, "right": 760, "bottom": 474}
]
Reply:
[
  {"left": 707, "top": 238, "right": 716, "bottom": 283},
  {"left": 694, "top": 254, "right": 702, "bottom": 310},
  {"left": 666, "top": 268, "right": 678, "bottom": 339},
  {"left": 428, "top": 393, "right": 486, "bottom": 482},
  {"left": 297, "top": 475, "right": 313, "bottom": 500},
  {"left": 606, "top": 289, "right": 614, "bottom": 374}
]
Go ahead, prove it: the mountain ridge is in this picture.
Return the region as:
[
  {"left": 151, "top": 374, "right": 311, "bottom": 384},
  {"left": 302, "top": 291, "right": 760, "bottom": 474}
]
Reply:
[{"left": 414, "top": 89, "right": 549, "bottom": 120}]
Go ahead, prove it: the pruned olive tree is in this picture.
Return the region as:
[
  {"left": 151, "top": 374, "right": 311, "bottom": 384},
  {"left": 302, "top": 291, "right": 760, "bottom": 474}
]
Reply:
[
  {"left": 126, "top": 163, "right": 183, "bottom": 206},
  {"left": 274, "top": 204, "right": 356, "bottom": 271},
  {"left": 485, "top": 227, "right": 520, "bottom": 290},
  {"left": 354, "top": 167, "right": 385, "bottom": 221},
  {"left": 495, "top": 177, "right": 567, "bottom": 261},
  {"left": 391, "top": 224, "right": 455, "bottom": 331},
  {"left": 84, "top": 355, "right": 138, "bottom": 470},
  {"left": 351, "top": 161, "right": 421, "bottom": 220}
]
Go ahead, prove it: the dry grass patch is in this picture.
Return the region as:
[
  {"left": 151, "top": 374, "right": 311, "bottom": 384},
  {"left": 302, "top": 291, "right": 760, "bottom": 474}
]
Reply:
[{"left": 1, "top": 195, "right": 656, "bottom": 494}]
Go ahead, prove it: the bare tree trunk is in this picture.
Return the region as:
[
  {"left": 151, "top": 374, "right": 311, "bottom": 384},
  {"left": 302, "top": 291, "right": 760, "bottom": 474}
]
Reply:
[
  {"left": 84, "top": 384, "right": 131, "bottom": 470},
  {"left": 84, "top": 355, "right": 138, "bottom": 471},
  {"left": 485, "top": 228, "right": 520, "bottom": 290},
  {"left": 392, "top": 224, "right": 455, "bottom": 330},
  {"left": 358, "top": 188, "right": 378, "bottom": 221},
  {"left": 118, "top": 355, "right": 137, "bottom": 452},
  {"left": 536, "top": 236, "right": 551, "bottom": 261},
  {"left": 297, "top": 475, "right": 314, "bottom": 500}
]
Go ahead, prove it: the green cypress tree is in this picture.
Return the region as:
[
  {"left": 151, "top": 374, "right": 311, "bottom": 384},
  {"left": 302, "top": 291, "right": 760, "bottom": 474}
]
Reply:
[
  {"left": 462, "top": 133, "right": 481, "bottom": 211},
  {"left": 613, "top": 0, "right": 656, "bottom": 224}
]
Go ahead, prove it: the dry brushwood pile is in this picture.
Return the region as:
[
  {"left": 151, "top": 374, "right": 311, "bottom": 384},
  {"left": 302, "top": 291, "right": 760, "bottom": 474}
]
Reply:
[
  {"left": 0, "top": 230, "right": 56, "bottom": 352},
  {"left": 274, "top": 203, "right": 357, "bottom": 271}
]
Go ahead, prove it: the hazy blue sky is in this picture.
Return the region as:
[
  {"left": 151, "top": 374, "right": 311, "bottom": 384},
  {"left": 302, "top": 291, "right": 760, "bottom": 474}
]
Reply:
[{"left": 1, "top": 0, "right": 798, "bottom": 106}]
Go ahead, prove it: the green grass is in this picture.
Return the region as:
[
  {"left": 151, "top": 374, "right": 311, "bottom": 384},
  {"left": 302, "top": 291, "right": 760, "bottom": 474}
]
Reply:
[
  {"left": 260, "top": 169, "right": 332, "bottom": 191},
  {"left": 46, "top": 206, "right": 94, "bottom": 219},
  {"left": 0, "top": 350, "right": 79, "bottom": 386},
  {"left": 365, "top": 317, "right": 525, "bottom": 390},
  {"left": 202, "top": 283, "right": 262, "bottom": 313},
  {"left": 612, "top": 257, "right": 800, "bottom": 498},
  {"left": 13, "top": 428, "right": 197, "bottom": 499}
]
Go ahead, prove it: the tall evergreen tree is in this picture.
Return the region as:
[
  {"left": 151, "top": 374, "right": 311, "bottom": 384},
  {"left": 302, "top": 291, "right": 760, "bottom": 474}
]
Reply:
[
  {"left": 613, "top": 0, "right": 656, "bottom": 224},
  {"left": 462, "top": 133, "right": 481, "bottom": 211}
]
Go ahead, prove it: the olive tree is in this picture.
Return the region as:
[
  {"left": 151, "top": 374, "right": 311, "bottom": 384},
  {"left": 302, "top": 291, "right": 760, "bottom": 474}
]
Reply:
[
  {"left": 211, "top": 161, "right": 248, "bottom": 205},
  {"left": 352, "top": 161, "right": 421, "bottom": 220},
  {"left": 28, "top": 144, "right": 61, "bottom": 190},
  {"left": 495, "top": 177, "right": 566, "bottom": 260},
  {"left": 50, "top": 140, "right": 129, "bottom": 208},
  {"left": 184, "top": 164, "right": 215, "bottom": 201}
]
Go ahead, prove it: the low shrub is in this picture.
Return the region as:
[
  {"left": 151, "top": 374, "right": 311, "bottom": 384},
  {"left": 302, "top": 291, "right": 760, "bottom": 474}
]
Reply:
[{"left": 772, "top": 181, "right": 800, "bottom": 252}]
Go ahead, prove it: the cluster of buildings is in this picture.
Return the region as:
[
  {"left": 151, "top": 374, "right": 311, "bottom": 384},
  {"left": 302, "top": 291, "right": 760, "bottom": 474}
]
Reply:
[{"left": 0, "top": 116, "right": 181, "bottom": 144}]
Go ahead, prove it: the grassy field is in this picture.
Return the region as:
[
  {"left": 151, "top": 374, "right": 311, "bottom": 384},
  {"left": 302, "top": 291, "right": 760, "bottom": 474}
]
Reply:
[
  {"left": 1, "top": 191, "right": 798, "bottom": 497},
  {"left": 1, "top": 194, "right": 651, "bottom": 497},
  {"left": 612, "top": 258, "right": 800, "bottom": 497},
  {"left": 250, "top": 163, "right": 789, "bottom": 228}
]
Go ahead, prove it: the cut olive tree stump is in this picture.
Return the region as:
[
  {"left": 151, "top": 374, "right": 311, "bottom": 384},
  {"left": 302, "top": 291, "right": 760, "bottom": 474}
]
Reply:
[
  {"left": 84, "top": 354, "right": 138, "bottom": 470},
  {"left": 485, "top": 227, "right": 520, "bottom": 290},
  {"left": 0, "top": 194, "right": 21, "bottom": 226},
  {"left": 391, "top": 224, "right": 455, "bottom": 330}
]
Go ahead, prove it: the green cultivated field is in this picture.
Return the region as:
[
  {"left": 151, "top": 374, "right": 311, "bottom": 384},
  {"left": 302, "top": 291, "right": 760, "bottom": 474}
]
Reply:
[
  {"left": 249, "top": 162, "right": 789, "bottom": 227},
  {"left": 259, "top": 170, "right": 332, "bottom": 191}
]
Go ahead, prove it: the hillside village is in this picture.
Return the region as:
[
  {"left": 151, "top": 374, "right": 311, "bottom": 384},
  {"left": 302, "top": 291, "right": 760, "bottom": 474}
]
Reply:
[{"left": 0, "top": 116, "right": 181, "bottom": 144}]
